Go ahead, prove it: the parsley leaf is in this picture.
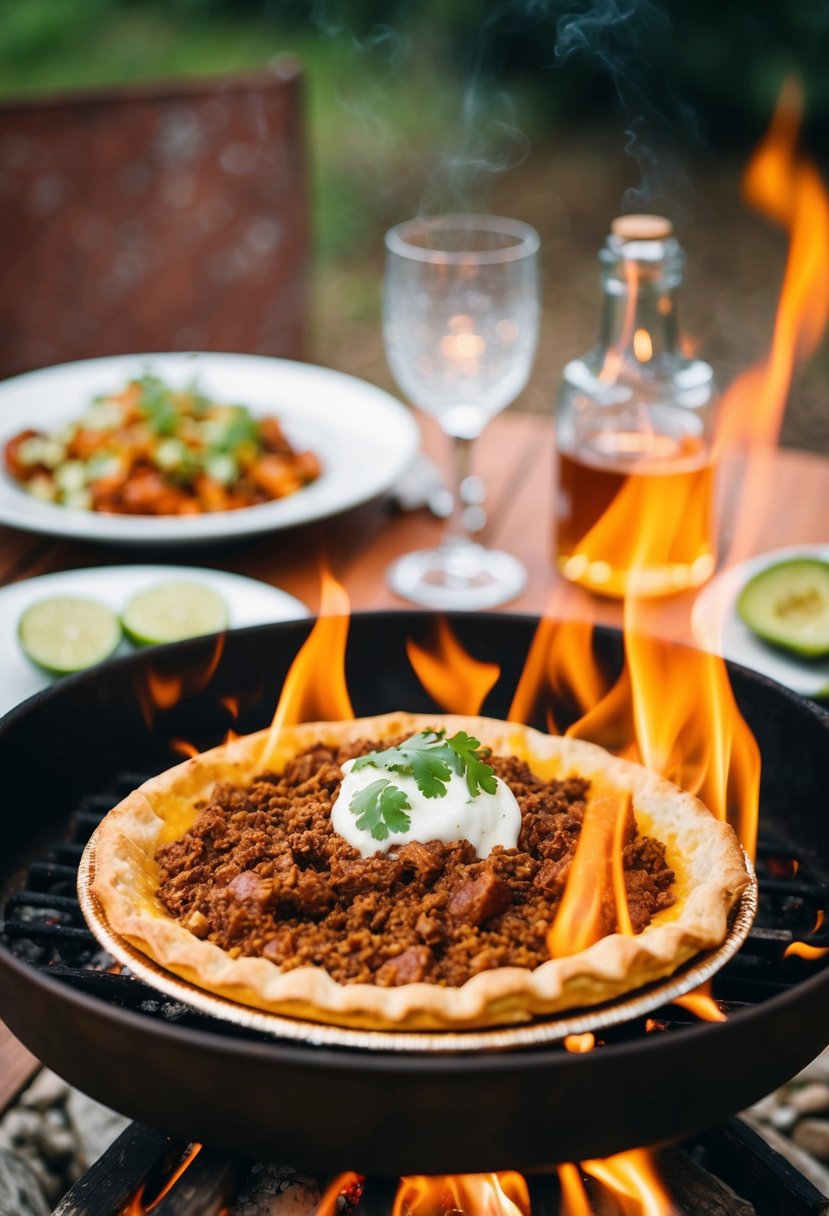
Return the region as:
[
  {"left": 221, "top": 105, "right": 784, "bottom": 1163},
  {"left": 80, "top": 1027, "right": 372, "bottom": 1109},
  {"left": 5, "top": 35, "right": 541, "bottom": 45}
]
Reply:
[{"left": 350, "top": 778, "right": 412, "bottom": 841}]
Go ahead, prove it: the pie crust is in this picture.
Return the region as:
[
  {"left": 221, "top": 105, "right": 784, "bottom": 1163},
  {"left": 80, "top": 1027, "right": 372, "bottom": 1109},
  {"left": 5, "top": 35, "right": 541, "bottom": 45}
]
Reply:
[{"left": 86, "top": 712, "right": 751, "bottom": 1030}]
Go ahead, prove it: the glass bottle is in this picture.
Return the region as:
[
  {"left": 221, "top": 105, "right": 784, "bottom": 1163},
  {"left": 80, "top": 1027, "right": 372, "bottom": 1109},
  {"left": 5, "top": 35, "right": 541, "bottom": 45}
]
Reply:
[{"left": 554, "top": 214, "right": 717, "bottom": 598}]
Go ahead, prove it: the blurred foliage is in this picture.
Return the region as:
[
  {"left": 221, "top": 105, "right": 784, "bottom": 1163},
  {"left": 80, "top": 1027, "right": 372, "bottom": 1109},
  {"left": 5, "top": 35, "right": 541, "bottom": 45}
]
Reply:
[{"left": 1, "top": 0, "right": 827, "bottom": 264}]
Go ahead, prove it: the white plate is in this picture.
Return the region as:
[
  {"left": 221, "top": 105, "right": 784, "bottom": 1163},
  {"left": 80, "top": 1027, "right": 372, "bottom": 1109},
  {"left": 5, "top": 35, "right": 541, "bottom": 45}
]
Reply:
[
  {"left": 0, "top": 352, "right": 420, "bottom": 545},
  {"left": 0, "top": 565, "right": 307, "bottom": 717},
  {"left": 691, "top": 544, "right": 829, "bottom": 699}
]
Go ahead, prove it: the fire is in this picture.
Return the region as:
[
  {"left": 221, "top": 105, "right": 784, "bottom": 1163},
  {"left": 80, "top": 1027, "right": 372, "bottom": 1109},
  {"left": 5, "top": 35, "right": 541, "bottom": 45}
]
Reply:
[
  {"left": 392, "top": 1172, "right": 530, "bottom": 1215},
  {"left": 406, "top": 617, "right": 500, "bottom": 715},
  {"left": 672, "top": 981, "right": 726, "bottom": 1022},
  {"left": 135, "top": 634, "right": 225, "bottom": 731},
  {"left": 124, "top": 1144, "right": 202, "bottom": 1215},
  {"left": 170, "top": 738, "right": 199, "bottom": 760},
  {"left": 557, "top": 1164, "right": 593, "bottom": 1215},
  {"left": 580, "top": 1149, "right": 673, "bottom": 1216},
  {"left": 548, "top": 794, "right": 633, "bottom": 957},
  {"left": 716, "top": 78, "right": 829, "bottom": 468},
  {"left": 785, "top": 908, "right": 829, "bottom": 960},
  {"left": 315, "top": 1171, "right": 365, "bottom": 1214},
  {"left": 261, "top": 567, "right": 353, "bottom": 767}
]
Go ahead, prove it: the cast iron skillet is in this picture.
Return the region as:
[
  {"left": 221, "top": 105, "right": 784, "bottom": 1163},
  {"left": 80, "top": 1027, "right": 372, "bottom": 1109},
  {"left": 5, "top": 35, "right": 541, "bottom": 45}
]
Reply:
[{"left": 0, "top": 613, "right": 827, "bottom": 1174}]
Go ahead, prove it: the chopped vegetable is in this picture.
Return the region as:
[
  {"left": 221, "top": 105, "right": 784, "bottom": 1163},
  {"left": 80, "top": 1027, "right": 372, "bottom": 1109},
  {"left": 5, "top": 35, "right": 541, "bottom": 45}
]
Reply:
[{"left": 3, "top": 375, "right": 322, "bottom": 516}]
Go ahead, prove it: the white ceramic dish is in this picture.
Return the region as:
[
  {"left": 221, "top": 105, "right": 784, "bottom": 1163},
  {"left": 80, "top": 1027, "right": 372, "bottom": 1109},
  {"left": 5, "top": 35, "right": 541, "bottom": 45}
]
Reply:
[
  {"left": 0, "top": 352, "right": 420, "bottom": 546},
  {"left": 0, "top": 565, "right": 307, "bottom": 717},
  {"left": 691, "top": 544, "right": 829, "bottom": 699}
]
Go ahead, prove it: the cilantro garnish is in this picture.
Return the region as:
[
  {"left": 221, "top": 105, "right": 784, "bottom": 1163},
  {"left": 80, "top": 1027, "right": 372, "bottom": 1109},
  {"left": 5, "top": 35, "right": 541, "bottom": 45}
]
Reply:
[
  {"left": 136, "top": 375, "right": 178, "bottom": 437},
  {"left": 350, "top": 778, "right": 411, "bottom": 841},
  {"left": 349, "top": 729, "right": 497, "bottom": 841}
]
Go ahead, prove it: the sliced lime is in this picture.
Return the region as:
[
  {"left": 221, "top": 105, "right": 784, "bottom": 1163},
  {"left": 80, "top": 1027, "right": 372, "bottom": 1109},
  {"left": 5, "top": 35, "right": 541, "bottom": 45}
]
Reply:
[
  {"left": 736, "top": 558, "right": 829, "bottom": 659},
  {"left": 18, "top": 596, "right": 121, "bottom": 675},
  {"left": 121, "top": 581, "right": 229, "bottom": 646}
]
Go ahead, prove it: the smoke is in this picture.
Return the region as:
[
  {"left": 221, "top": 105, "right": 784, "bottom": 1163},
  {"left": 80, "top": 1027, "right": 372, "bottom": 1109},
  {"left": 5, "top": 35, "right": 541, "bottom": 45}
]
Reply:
[{"left": 554, "top": 0, "right": 700, "bottom": 211}]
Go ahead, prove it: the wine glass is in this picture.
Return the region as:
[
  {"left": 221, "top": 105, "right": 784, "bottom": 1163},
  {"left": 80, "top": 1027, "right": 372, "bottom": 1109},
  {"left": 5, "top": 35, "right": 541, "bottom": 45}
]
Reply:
[{"left": 384, "top": 213, "right": 540, "bottom": 609}]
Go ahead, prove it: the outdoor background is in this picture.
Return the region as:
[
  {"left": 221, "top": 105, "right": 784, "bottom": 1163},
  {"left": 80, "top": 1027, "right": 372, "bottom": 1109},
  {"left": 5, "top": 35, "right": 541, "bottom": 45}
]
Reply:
[{"left": 2, "top": 0, "right": 828, "bottom": 453}]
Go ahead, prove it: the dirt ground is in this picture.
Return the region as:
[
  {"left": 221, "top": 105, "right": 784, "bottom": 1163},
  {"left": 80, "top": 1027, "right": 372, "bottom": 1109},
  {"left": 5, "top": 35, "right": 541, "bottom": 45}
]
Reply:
[{"left": 311, "top": 125, "right": 829, "bottom": 458}]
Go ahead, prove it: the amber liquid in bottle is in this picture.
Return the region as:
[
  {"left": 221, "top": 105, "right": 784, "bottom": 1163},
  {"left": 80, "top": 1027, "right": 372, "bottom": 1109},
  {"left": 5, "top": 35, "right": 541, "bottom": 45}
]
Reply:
[
  {"left": 555, "top": 429, "right": 716, "bottom": 598},
  {"left": 554, "top": 215, "right": 717, "bottom": 598}
]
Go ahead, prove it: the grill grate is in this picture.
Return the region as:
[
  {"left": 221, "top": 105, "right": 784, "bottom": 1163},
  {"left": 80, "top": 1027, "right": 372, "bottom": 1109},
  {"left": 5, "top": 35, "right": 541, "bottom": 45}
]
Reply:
[{"left": 1, "top": 769, "right": 828, "bottom": 1049}]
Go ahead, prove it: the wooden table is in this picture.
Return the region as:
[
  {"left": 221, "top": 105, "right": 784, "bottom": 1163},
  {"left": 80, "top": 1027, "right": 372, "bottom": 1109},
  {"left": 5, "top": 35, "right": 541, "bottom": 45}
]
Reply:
[
  {"left": 2, "top": 411, "right": 828, "bottom": 630},
  {"left": 1, "top": 411, "right": 828, "bottom": 1106}
]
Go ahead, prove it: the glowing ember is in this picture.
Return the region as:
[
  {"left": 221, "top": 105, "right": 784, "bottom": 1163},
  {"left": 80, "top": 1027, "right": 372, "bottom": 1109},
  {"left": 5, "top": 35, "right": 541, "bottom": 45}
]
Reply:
[
  {"left": 392, "top": 1172, "right": 530, "bottom": 1215},
  {"left": 315, "top": 1171, "right": 365, "bottom": 1215},
  {"left": 547, "top": 794, "right": 632, "bottom": 958},
  {"left": 406, "top": 617, "right": 500, "bottom": 715},
  {"left": 564, "top": 1033, "right": 596, "bottom": 1054}
]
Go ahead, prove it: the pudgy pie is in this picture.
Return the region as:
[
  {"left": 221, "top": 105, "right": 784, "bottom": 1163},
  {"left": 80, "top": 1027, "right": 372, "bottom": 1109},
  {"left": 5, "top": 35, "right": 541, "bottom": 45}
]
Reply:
[{"left": 86, "top": 712, "right": 750, "bottom": 1030}]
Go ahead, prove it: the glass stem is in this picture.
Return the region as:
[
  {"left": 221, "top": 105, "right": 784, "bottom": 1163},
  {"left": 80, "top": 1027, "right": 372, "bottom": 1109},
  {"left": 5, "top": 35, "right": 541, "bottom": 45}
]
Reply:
[{"left": 444, "top": 433, "right": 476, "bottom": 548}]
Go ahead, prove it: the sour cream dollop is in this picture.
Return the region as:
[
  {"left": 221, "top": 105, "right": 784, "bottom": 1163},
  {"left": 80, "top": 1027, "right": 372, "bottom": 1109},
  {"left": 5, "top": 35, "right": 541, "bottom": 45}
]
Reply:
[{"left": 330, "top": 757, "right": 522, "bottom": 858}]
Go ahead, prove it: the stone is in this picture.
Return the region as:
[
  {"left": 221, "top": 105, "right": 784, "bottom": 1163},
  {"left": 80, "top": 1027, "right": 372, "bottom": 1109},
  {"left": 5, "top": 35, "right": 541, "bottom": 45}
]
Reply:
[
  {"left": 18, "top": 1070, "right": 70, "bottom": 1113},
  {"left": 0, "top": 1109, "right": 41, "bottom": 1146},
  {"left": 0, "top": 1148, "right": 49, "bottom": 1216},
  {"left": 34, "top": 1124, "right": 76, "bottom": 1168},
  {"left": 64, "top": 1090, "right": 129, "bottom": 1170},
  {"left": 770, "top": 1104, "right": 797, "bottom": 1132},
  {"left": 792, "top": 1118, "right": 829, "bottom": 1163},
  {"left": 789, "top": 1082, "right": 829, "bottom": 1116}
]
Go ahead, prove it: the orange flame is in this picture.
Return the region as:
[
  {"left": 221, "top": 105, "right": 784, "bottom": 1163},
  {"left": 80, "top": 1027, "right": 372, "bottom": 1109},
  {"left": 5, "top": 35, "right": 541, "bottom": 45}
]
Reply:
[
  {"left": 314, "top": 1171, "right": 364, "bottom": 1215},
  {"left": 124, "top": 1144, "right": 202, "bottom": 1215},
  {"left": 406, "top": 617, "right": 500, "bottom": 715},
  {"left": 135, "top": 635, "right": 225, "bottom": 731},
  {"left": 557, "top": 1164, "right": 593, "bottom": 1216},
  {"left": 672, "top": 981, "right": 726, "bottom": 1022},
  {"left": 785, "top": 908, "right": 829, "bottom": 960},
  {"left": 580, "top": 1148, "right": 672, "bottom": 1216},
  {"left": 392, "top": 1173, "right": 530, "bottom": 1215},
  {"left": 170, "top": 738, "right": 199, "bottom": 760},
  {"left": 261, "top": 568, "right": 353, "bottom": 767},
  {"left": 547, "top": 793, "right": 632, "bottom": 958},
  {"left": 220, "top": 695, "right": 240, "bottom": 719}
]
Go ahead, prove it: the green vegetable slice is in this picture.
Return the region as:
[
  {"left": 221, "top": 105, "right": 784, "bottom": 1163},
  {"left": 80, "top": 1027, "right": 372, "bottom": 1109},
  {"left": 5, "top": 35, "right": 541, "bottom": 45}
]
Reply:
[
  {"left": 121, "top": 581, "right": 229, "bottom": 646},
  {"left": 18, "top": 596, "right": 121, "bottom": 675},
  {"left": 736, "top": 558, "right": 829, "bottom": 659}
]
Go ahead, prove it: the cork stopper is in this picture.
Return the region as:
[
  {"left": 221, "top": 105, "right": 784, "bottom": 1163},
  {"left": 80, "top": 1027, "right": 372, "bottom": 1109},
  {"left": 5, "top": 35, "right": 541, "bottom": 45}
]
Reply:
[{"left": 611, "top": 214, "right": 673, "bottom": 241}]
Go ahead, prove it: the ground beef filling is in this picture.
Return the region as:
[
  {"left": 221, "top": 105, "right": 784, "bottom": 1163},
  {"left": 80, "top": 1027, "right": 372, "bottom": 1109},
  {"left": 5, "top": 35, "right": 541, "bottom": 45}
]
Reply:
[{"left": 155, "top": 738, "right": 676, "bottom": 987}]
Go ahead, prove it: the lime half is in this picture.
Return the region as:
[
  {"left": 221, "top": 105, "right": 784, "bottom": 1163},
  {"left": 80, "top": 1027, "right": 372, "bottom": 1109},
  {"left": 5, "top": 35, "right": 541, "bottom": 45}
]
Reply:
[
  {"left": 18, "top": 596, "right": 122, "bottom": 675},
  {"left": 737, "top": 558, "right": 829, "bottom": 659},
  {"left": 121, "top": 581, "right": 229, "bottom": 646}
]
